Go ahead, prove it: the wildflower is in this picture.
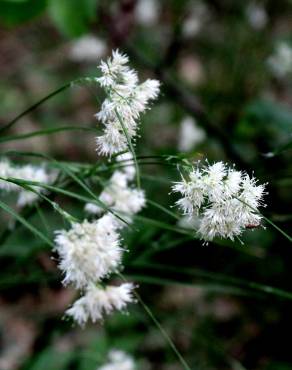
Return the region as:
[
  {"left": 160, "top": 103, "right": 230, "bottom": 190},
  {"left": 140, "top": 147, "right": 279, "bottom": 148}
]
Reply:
[
  {"left": 0, "top": 159, "right": 19, "bottom": 192},
  {"left": 70, "top": 35, "right": 107, "bottom": 62},
  {"left": 178, "top": 116, "right": 206, "bottom": 152},
  {"left": 15, "top": 165, "right": 58, "bottom": 207},
  {"left": 54, "top": 214, "right": 123, "bottom": 289},
  {"left": 0, "top": 159, "right": 57, "bottom": 206},
  {"left": 85, "top": 170, "right": 146, "bottom": 225},
  {"left": 268, "top": 42, "right": 292, "bottom": 78},
  {"left": 172, "top": 161, "right": 266, "bottom": 242},
  {"left": 66, "top": 282, "right": 134, "bottom": 325},
  {"left": 97, "top": 349, "right": 135, "bottom": 370},
  {"left": 95, "top": 50, "right": 160, "bottom": 156}
]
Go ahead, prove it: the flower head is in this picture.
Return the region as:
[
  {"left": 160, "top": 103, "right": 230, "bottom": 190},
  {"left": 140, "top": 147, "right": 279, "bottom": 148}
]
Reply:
[
  {"left": 0, "top": 159, "right": 57, "bottom": 206},
  {"left": 172, "top": 161, "right": 267, "bottom": 242},
  {"left": 95, "top": 50, "right": 160, "bottom": 156},
  {"left": 54, "top": 214, "right": 123, "bottom": 289},
  {"left": 66, "top": 282, "right": 134, "bottom": 325}
]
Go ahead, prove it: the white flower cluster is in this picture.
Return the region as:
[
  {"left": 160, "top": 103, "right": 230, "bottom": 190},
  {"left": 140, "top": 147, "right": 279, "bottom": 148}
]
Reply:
[
  {"left": 268, "top": 42, "right": 292, "bottom": 78},
  {"left": 95, "top": 50, "right": 160, "bottom": 156},
  {"left": 54, "top": 154, "right": 143, "bottom": 325},
  {"left": 85, "top": 158, "right": 145, "bottom": 226},
  {"left": 66, "top": 282, "right": 134, "bottom": 326},
  {"left": 97, "top": 349, "right": 135, "bottom": 370},
  {"left": 173, "top": 162, "right": 266, "bottom": 242},
  {"left": 0, "top": 159, "right": 57, "bottom": 207},
  {"left": 53, "top": 51, "right": 156, "bottom": 326},
  {"left": 54, "top": 212, "right": 135, "bottom": 325}
]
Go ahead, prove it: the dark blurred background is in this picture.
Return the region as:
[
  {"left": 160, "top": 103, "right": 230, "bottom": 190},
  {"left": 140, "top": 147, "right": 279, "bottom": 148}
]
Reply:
[{"left": 0, "top": 1, "right": 292, "bottom": 369}]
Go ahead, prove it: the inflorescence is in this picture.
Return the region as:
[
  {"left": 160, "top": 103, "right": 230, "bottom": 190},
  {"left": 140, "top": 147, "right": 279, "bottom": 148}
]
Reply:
[
  {"left": 172, "top": 161, "right": 267, "bottom": 243},
  {"left": 95, "top": 49, "right": 160, "bottom": 156}
]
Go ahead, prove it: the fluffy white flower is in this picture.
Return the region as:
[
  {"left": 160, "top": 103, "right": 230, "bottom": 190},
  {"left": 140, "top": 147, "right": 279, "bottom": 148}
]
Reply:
[
  {"left": 66, "top": 282, "right": 134, "bottom": 325},
  {"left": 70, "top": 35, "right": 107, "bottom": 62},
  {"left": 97, "top": 349, "right": 135, "bottom": 370},
  {"left": 0, "top": 159, "right": 19, "bottom": 191},
  {"left": 54, "top": 215, "right": 123, "bottom": 289},
  {"left": 85, "top": 170, "right": 146, "bottom": 225},
  {"left": 16, "top": 165, "right": 57, "bottom": 207},
  {"left": 172, "top": 161, "right": 267, "bottom": 242},
  {"left": 268, "top": 42, "right": 292, "bottom": 78},
  {"left": 178, "top": 116, "right": 206, "bottom": 152},
  {"left": 95, "top": 50, "right": 160, "bottom": 156},
  {"left": 0, "top": 159, "right": 57, "bottom": 206}
]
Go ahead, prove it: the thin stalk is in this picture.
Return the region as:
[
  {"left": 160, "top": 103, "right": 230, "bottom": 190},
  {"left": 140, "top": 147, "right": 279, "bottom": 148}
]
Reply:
[
  {"left": 114, "top": 108, "right": 141, "bottom": 189},
  {"left": 118, "top": 273, "right": 192, "bottom": 370},
  {"left": 0, "top": 83, "right": 71, "bottom": 134},
  {"left": 0, "top": 126, "right": 98, "bottom": 143}
]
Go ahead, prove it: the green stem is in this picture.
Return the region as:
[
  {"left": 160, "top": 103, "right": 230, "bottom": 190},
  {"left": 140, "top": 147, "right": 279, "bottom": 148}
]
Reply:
[
  {"left": 114, "top": 108, "right": 141, "bottom": 189},
  {"left": 118, "top": 273, "right": 192, "bottom": 370},
  {"left": 0, "top": 83, "right": 71, "bottom": 134},
  {"left": 0, "top": 77, "right": 98, "bottom": 134}
]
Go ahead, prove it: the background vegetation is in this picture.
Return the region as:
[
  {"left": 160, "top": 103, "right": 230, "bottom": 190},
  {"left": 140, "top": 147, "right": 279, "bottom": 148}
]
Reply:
[{"left": 0, "top": 0, "right": 292, "bottom": 369}]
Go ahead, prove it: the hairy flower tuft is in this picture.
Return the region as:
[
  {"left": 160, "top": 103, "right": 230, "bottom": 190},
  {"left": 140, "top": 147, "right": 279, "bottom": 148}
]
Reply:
[
  {"left": 173, "top": 161, "right": 267, "bottom": 242},
  {"left": 95, "top": 50, "right": 160, "bottom": 156},
  {"left": 54, "top": 214, "right": 123, "bottom": 289},
  {"left": 66, "top": 283, "right": 134, "bottom": 326}
]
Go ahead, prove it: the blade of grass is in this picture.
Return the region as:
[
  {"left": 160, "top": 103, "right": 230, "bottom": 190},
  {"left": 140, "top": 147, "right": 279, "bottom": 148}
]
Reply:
[
  {"left": 114, "top": 108, "right": 141, "bottom": 189},
  {"left": 0, "top": 199, "right": 53, "bottom": 247},
  {"left": 118, "top": 273, "right": 192, "bottom": 370},
  {"left": 0, "top": 126, "right": 98, "bottom": 143}
]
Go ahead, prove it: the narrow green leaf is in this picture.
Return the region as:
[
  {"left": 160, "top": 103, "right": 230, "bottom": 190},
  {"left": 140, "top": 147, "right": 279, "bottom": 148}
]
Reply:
[{"left": 0, "top": 199, "right": 53, "bottom": 247}]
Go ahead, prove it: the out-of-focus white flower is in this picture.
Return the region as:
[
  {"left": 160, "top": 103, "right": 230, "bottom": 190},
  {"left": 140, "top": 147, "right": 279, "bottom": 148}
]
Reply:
[
  {"left": 182, "top": 2, "right": 209, "bottom": 38},
  {"left": 172, "top": 161, "right": 267, "bottom": 242},
  {"left": 268, "top": 42, "right": 292, "bottom": 78},
  {"left": 0, "top": 159, "right": 57, "bottom": 206},
  {"left": 66, "top": 282, "right": 134, "bottom": 325},
  {"left": 54, "top": 214, "right": 123, "bottom": 289},
  {"left": 135, "top": 0, "right": 160, "bottom": 26},
  {"left": 0, "top": 159, "right": 19, "bottom": 192},
  {"left": 85, "top": 170, "right": 146, "bottom": 225},
  {"left": 97, "top": 349, "right": 136, "bottom": 370},
  {"left": 95, "top": 50, "right": 160, "bottom": 156},
  {"left": 70, "top": 35, "right": 107, "bottom": 62},
  {"left": 16, "top": 165, "right": 58, "bottom": 207},
  {"left": 246, "top": 3, "right": 267, "bottom": 30},
  {"left": 178, "top": 116, "right": 206, "bottom": 152}
]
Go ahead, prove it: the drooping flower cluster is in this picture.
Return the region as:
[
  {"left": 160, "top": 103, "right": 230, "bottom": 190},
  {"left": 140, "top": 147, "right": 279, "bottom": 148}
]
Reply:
[
  {"left": 95, "top": 50, "right": 160, "bottom": 156},
  {"left": 66, "top": 283, "right": 134, "bottom": 326},
  {"left": 54, "top": 212, "right": 135, "bottom": 325},
  {"left": 173, "top": 161, "right": 266, "bottom": 242},
  {"left": 85, "top": 161, "right": 145, "bottom": 226},
  {"left": 97, "top": 349, "right": 135, "bottom": 370},
  {"left": 0, "top": 159, "right": 57, "bottom": 207}
]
